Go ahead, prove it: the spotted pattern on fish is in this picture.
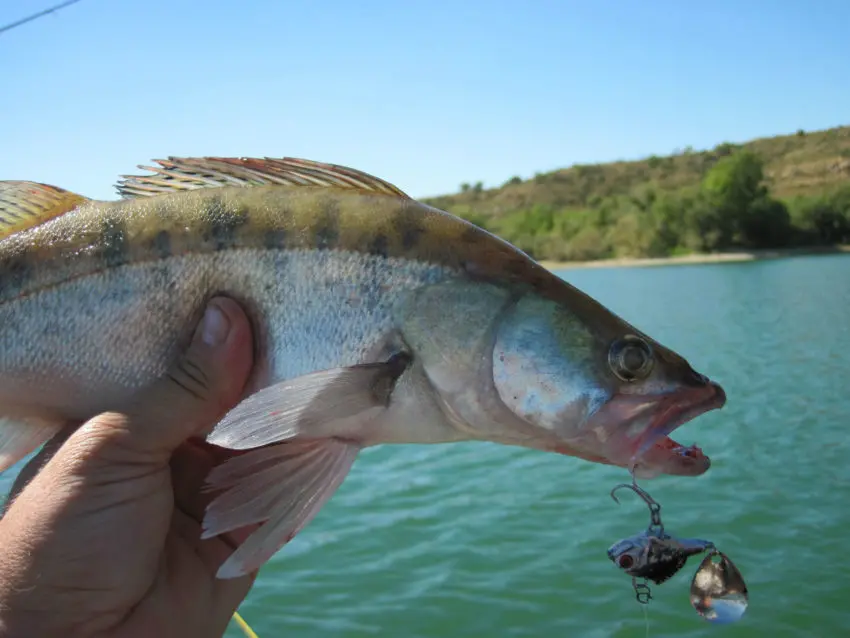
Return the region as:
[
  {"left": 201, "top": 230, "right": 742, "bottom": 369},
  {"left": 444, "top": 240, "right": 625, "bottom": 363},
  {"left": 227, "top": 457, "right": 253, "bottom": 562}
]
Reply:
[
  {"left": 203, "top": 197, "right": 250, "bottom": 251},
  {"left": 3, "top": 254, "right": 32, "bottom": 294},
  {"left": 313, "top": 196, "right": 341, "bottom": 250},
  {"left": 263, "top": 228, "right": 287, "bottom": 250},
  {"left": 0, "top": 187, "right": 519, "bottom": 302},
  {"left": 368, "top": 233, "right": 389, "bottom": 259},
  {"left": 0, "top": 176, "right": 637, "bottom": 344},
  {"left": 151, "top": 230, "right": 172, "bottom": 259},
  {"left": 98, "top": 215, "right": 130, "bottom": 268},
  {"left": 394, "top": 212, "right": 426, "bottom": 251}
]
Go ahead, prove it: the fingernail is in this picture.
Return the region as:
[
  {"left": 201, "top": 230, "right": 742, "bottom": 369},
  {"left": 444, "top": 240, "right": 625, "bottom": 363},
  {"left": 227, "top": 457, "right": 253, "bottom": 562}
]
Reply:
[{"left": 197, "top": 301, "right": 231, "bottom": 347}]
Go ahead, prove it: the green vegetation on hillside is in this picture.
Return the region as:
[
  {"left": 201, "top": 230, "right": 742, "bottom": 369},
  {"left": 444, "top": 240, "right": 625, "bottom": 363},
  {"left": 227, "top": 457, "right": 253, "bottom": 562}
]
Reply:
[{"left": 423, "top": 126, "right": 850, "bottom": 262}]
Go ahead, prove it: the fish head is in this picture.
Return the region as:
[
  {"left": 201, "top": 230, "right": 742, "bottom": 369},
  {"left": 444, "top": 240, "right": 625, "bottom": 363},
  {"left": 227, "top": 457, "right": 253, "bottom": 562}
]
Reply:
[
  {"left": 397, "top": 278, "right": 724, "bottom": 478},
  {"left": 489, "top": 289, "right": 725, "bottom": 478}
]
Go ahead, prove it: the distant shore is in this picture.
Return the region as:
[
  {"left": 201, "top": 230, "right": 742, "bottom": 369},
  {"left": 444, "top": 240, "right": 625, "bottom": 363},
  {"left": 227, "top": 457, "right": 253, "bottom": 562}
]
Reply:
[{"left": 538, "top": 244, "right": 850, "bottom": 271}]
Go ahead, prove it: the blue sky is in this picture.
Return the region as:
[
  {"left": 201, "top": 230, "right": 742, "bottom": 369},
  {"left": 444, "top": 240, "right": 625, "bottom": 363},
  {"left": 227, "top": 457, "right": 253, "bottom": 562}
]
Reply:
[{"left": 1, "top": 0, "right": 848, "bottom": 201}]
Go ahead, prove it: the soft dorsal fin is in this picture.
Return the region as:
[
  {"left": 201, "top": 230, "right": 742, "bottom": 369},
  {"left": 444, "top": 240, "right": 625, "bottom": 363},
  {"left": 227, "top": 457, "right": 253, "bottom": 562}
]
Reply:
[
  {"left": 116, "top": 156, "right": 411, "bottom": 199},
  {"left": 0, "top": 181, "right": 90, "bottom": 241}
]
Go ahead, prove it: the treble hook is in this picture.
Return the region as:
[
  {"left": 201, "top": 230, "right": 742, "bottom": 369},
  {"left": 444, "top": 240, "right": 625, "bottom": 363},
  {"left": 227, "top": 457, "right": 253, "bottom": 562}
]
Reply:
[
  {"left": 632, "top": 577, "right": 653, "bottom": 605},
  {"left": 610, "top": 481, "right": 659, "bottom": 507},
  {"left": 610, "top": 480, "right": 665, "bottom": 534}
]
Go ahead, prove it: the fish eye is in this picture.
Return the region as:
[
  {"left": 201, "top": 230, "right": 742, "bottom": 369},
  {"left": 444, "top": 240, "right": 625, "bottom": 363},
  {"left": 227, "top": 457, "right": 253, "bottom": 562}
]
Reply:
[
  {"left": 609, "top": 335, "right": 654, "bottom": 382},
  {"left": 617, "top": 554, "right": 635, "bottom": 569}
]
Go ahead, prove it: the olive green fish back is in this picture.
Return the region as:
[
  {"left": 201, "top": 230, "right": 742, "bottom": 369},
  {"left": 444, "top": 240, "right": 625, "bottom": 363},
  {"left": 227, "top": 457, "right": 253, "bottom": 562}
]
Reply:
[{"left": 0, "top": 157, "right": 551, "bottom": 307}]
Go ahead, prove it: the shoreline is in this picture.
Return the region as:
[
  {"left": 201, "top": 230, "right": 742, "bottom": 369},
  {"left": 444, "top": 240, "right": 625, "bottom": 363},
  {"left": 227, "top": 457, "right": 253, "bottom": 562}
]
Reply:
[{"left": 538, "top": 245, "right": 850, "bottom": 271}]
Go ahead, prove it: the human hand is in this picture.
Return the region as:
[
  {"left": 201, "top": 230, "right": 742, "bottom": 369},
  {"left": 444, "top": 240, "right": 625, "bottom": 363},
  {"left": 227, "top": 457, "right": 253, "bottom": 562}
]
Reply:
[{"left": 0, "top": 297, "right": 258, "bottom": 638}]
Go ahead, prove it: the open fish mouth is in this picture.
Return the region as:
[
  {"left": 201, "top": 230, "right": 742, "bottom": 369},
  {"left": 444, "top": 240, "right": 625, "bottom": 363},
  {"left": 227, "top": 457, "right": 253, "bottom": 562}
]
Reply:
[
  {"left": 632, "top": 381, "right": 726, "bottom": 470},
  {"left": 585, "top": 381, "right": 727, "bottom": 476}
]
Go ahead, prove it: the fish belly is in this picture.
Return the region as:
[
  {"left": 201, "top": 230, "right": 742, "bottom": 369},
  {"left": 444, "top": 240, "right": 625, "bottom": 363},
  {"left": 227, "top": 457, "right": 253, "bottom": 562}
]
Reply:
[{"left": 0, "top": 248, "right": 451, "bottom": 424}]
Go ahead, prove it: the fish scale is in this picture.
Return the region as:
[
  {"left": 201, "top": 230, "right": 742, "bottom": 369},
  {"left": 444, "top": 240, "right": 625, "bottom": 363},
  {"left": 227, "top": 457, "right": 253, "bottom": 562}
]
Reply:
[
  {"left": 1, "top": 246, "right": 449, "bottom": 418},
  {"left": 0, "top": 155, "right": 725, "bottom": 580},
  {"left": 2, "top": 181, "right": 522, "bottom": 293}
]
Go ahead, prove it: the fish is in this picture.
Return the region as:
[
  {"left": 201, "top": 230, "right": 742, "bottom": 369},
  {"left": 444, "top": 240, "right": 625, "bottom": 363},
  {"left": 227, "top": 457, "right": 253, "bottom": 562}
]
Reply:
[{"left": 0, "top": 156, "right": 726, "bottom": 579}]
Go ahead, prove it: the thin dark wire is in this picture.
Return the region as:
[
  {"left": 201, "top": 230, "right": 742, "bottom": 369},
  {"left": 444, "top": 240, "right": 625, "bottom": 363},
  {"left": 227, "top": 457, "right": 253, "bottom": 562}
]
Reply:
[{"left": 0, "top": 0, "right": 84, "bottom": 36}]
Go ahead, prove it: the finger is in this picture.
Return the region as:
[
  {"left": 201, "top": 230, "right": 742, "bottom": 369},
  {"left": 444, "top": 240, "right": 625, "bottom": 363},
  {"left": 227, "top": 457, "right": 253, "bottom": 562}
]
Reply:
[
  {"left": 170, "top": 506, "right": 259, "bottom": 632},
  {"left": 170, "top": 443, "right": 260, "bottom": 623},
  {"left": 69, "top": 297, "right": 255, "bottom": 466},
  {"left": 5, "top": 425, "right": 78, "bottom": 506}
]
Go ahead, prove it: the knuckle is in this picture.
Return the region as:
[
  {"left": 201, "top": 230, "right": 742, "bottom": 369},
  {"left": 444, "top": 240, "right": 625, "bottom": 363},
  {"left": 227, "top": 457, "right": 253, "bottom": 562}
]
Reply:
[{"left": 75, "top": 412, "right": 131, "bottom": 448}]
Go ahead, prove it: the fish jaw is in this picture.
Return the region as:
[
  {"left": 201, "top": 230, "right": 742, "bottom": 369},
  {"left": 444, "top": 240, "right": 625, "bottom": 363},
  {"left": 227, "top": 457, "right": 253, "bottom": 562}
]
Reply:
[{"left": 578, "top": 381, "right": 726, "bottom": 477}]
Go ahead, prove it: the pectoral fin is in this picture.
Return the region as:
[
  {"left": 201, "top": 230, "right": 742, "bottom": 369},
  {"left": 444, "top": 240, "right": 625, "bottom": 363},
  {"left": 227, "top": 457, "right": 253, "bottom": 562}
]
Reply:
[
  {"left": 206, "top": 352, "right": 410, "bottom": 450},
  {"left": 201, "top": 354, "right": 411, "bottom": 578},
  {"left": 203, "top": 438, "right": 359, "bottom": 579}
]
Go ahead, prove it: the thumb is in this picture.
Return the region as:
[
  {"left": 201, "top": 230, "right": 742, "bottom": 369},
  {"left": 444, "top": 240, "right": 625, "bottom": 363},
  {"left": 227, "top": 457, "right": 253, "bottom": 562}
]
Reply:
[{"left": 75, "top": 297, "right": 255, "bottom": 464}]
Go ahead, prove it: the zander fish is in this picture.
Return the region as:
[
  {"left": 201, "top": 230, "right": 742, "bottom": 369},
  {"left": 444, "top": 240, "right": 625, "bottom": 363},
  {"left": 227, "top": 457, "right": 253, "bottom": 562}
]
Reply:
[{"left": 0, "top": 157, "right": 725, "bottom": 578}]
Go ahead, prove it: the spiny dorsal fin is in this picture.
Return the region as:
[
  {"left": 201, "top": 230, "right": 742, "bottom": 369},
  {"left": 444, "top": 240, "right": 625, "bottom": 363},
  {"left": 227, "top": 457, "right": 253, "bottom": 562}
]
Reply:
[
  {"left": 0, "top": 181, "right": 90, "bottom": 241},
  {"left": 116, "top": 156, "right": 411, "bottom": 199}
]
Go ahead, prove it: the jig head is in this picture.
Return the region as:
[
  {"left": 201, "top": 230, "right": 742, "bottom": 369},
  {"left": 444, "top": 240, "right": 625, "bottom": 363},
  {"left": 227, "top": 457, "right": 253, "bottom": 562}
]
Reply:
[{"left": 606, "top": 480, "right": 749, "bottom": 623}]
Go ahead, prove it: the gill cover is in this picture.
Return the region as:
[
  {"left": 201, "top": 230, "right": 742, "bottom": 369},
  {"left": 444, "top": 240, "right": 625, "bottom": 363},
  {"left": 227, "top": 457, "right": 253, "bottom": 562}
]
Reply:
[
  {"left": 396, "top": 281, "right": 513, "bottom": 428},
  {"left": 492, "top": 296, "right": 609, "bottom": 433}
]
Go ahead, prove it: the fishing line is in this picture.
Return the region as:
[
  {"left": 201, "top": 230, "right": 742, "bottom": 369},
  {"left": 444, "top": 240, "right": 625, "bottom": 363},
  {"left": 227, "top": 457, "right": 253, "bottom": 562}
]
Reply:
[
  {"left": 643, "top": 602, "right": 650, "bottom": 638},
  {"left": 232, "top": 610, "right": 260, "bottom": 638},
  {"left": 0, "top": 0, "right": 84, "bottom": 36}
]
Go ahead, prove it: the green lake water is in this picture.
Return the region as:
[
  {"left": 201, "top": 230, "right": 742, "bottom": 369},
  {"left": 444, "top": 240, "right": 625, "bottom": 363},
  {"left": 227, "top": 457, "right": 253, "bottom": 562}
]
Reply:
[{"left": 5, "top": 254, "right": 850, "bottom": 637}]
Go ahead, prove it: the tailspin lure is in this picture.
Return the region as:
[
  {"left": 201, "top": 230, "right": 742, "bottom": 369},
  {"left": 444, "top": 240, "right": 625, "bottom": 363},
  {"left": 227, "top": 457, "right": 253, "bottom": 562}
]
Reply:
[{"left": 606, "top": 481, "right": 749, "bottom": 624}]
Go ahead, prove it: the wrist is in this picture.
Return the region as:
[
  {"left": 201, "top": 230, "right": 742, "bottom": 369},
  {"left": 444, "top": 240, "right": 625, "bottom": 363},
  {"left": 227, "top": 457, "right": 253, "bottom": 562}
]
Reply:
[{"left": 0, "top": 566, "right": 106, "bottom": 638}]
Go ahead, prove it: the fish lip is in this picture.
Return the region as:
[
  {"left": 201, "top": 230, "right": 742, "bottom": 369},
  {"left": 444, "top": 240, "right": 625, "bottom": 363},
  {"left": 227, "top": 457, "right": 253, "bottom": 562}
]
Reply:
[
  {"left": 578, "top": 379, "right": 726, "bottom": 474},
  {"left": 632, "top": 381, "right": 726, "bottom": 462}
]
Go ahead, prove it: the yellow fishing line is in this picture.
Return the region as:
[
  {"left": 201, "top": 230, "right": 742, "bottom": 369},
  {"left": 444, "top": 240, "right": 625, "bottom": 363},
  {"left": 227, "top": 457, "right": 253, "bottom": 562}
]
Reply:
[{"left": 232, "top": 611, "right": 260, "bottom": 638}]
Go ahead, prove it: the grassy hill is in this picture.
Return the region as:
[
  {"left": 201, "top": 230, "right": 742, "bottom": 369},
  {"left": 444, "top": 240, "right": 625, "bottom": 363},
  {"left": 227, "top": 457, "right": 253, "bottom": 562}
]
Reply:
[{"left": 422, "top": 126, "right": 850, "bottom": 262}]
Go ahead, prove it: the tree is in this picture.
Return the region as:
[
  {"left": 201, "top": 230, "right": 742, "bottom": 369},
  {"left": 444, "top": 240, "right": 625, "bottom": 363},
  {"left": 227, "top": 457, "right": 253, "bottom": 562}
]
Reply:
[
  {"left": 739, "top": 198, "right": 793, "bottom": 248},
  {"left": 792, "top": 185, "right": 850, "bottom": 244},
  {"left": 701, "top": 150, "right": 788, "bottom": 248},
  {"left": 702, "top": 150, "right": 767, "bottom": 212}
]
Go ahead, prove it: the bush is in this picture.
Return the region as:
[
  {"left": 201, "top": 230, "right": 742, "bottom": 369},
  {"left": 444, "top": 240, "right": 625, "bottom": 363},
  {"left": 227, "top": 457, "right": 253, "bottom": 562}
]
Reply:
[
  {"left": 450, "top": 149, "right": 849, "bottom": 263},
  {"left": 789, "top": 185, "right": 850, "bottom": 244}
]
